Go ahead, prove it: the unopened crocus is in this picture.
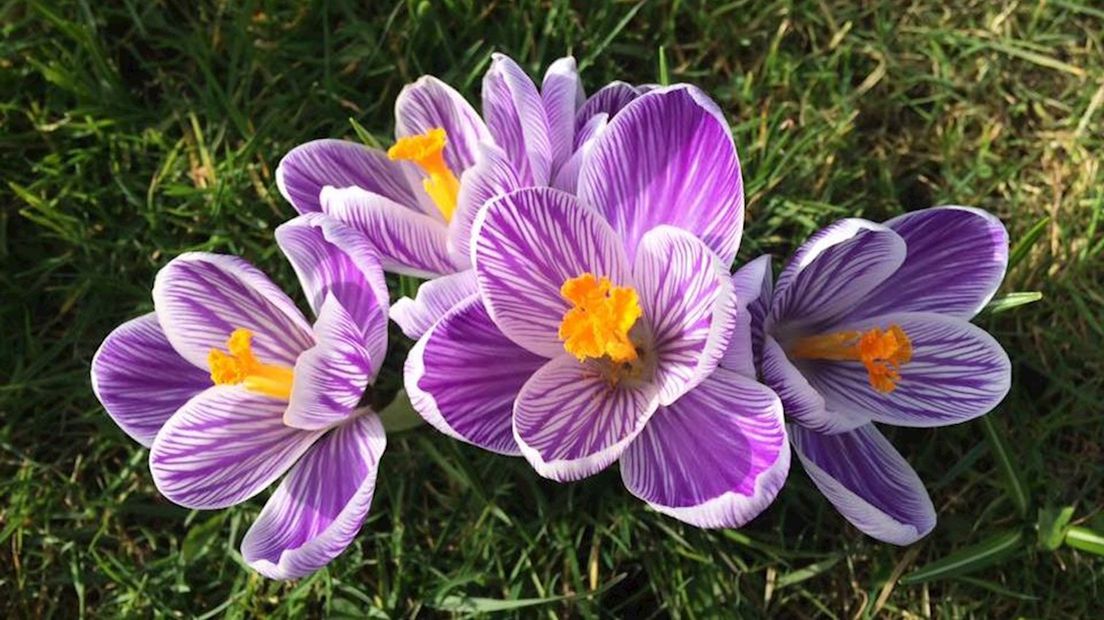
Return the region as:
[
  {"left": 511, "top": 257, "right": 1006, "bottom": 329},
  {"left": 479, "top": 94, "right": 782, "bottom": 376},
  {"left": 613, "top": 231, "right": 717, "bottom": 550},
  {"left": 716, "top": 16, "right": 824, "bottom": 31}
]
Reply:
[
  {"left": 736, "top": 207, "right": 1011, "bottom": 544},
  {"left": 405, "top": 86, "right": 789, "bottom": 528},
  {"left": 91, "top": 214, "right": 391, "bottom": 578}
]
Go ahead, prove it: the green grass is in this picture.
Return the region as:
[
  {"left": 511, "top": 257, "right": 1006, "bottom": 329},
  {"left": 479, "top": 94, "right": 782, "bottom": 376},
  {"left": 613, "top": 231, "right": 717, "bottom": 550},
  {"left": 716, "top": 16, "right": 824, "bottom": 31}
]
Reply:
[{"left": 3, "top": 0, "right": 1102, "bottom": 616}]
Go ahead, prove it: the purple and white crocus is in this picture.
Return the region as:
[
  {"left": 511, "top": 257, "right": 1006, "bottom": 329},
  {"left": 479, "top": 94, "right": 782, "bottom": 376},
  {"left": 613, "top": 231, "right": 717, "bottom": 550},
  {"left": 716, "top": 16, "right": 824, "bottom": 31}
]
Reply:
[
  {"left": 405, "top": 85, "right": 790, "bottom": 528},
  {"left": 276, "top": 53, "right": 654, "bottom": 339},
  {"left": 91, "top": 214, "right": 391, "bottom": 578},
  {"left": 737, "top": 206, "right": 1012, "bottom": 544}
]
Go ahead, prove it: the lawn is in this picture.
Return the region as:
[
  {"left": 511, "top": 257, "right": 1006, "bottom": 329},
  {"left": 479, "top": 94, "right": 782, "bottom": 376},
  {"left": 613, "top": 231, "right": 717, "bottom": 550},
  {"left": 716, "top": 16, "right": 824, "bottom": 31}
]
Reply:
[{"left": 2, "top": 0, "right": 1103, "bottom": 617}]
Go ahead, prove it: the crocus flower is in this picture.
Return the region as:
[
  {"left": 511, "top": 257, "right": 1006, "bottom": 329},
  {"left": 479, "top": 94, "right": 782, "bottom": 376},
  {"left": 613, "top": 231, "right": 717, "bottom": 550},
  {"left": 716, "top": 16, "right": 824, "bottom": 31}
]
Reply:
[
  {"left": 276, "top": 53, "right": 655, "bottom": 340},
  {"left": 90, "top": 214, "right": 391, "bottom": 578},
  {"left": 735, "top": 207, "right": 1011, "bottom": 544},
  {"left": 404, "top": 86, "right": 790, "bottom": 528}
]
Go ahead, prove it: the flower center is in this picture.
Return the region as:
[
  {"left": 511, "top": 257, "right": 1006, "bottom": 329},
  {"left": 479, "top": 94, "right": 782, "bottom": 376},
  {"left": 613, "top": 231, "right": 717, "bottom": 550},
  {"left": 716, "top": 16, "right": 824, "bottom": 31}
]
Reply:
[
  {"left": 387, "top": 127, "right": 460, "bottom": 222},
  {"left": 558, "top": 273, "right": 642, "bottom": 364},
  {"left": 790, "top": 325, "right": 913, "bottom": 393},
  {"left": 208, "top": 328, "right": 294, "bottom": 400}
]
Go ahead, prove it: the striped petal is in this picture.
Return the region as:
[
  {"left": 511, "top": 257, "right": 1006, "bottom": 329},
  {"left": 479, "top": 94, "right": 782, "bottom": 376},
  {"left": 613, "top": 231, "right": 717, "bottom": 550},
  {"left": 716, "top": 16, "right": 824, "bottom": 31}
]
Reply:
[
  {"left": 791, "top": 423, "right": 936, "bottom": 545},
  {"left": 482, "top": 53, "right": 553, "bottom": 185},
  {"left": 803, "top": 312, "right": 1011, "bottom": 428},
  {"left": 471, "top": 187, "right": 631, "bottom": 358},
  {"left": 149, "top": 386, "right": 322, "bottom": 509},
  {"left": 720, "top": 255, "right": 773, "bottom": 379},
  {"left": 321, "top": 185, "right": 455, "bottom": 278},
  {"left": 394, "top": 75, "right": 492, "bottom": 173},
  {"left": 449, "top": 143, "right": 521, "bottom": 268},
  {"left": 242, "top": 413, "right": 386, "bottom": 579},
  {"left": 633, "top": 226, "right": 736, "bottom": 406},
  {"left": 91, "top": 313, "right": 210, "bottom": 447},
  {"left": 576, "top": 81, "right": 642, "bottom": 128},
  {"left": 406, "top": 295, "right": 545, "bottom": 455},
  {"left": 276, "top": 213, "right": 389, "bottom": 373},
  {"left": 152, "top": 253, "right": 314, "bottom": 369},
  {"left": 769, "top": 219, "right": 906, "bottom": 331},
  {"left": 578, "top": 85, "right": 744, "bottom": 265},
  {"left": 621, "top": 368, "right": 789, "bottom": 528},
  {"left": 276, "top": 139, "right": 420, "bottom": 214},
  {"left": 514, "top": 355, "right": 660, "bottom": 481},
  {"left": 541, "top": 56, "right": 584, "bottom": 170},
  {"left": 390, "top": 269, "right": 478, "bottom": 340},
  {"left": 851, "top": 207, "right": 1009, "bottom": 321},
  {"left": 761, "top": 335, "right": 869, "bottom": 435},
  {"left": 551, "top": 112, "right": 607, "bottom": 194},
  {"left": 284, "top": 297, "right": 373, "bottom": 431}
]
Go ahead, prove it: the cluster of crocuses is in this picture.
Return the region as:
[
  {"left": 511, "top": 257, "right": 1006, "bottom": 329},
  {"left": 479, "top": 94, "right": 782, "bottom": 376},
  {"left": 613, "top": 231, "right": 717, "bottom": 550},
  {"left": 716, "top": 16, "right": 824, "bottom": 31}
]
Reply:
[{"left": 91, "top": 53, "right": 1012, "bottom": 579}]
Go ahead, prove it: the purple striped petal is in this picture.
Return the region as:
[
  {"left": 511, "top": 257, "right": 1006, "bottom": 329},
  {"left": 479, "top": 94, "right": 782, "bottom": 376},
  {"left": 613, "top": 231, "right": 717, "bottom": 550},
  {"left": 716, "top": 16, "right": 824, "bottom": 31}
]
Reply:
[
  {"left": 394, "top": 75, "right": 492, "bottom": 173},
  {"left": 720, "top": 255, "right": 773, "bottom": 379},
  {"left": 514, "top": 355, "right": 660, "bottom": 481},
  {"left": 633, "top": 226, "right": 736, "bottom": 406},
  {"left": 321, "top": 185, "right": 456, "bottom": 278},
  {"left": 471, "top": 187, "right": 631, "bottom": 358},
  {"left": 551, "top": 113, "right": 607, "bottom": 194},
  {"left": 450, "top": 143, "right": 522, "bottom": 268},
  {"left": 91, "top": 313, "right": 209, "bottom": 447},
  {"left": 803, "top": 311, "right": 1011, "bottom": 428},
  {"left": 576, "top": 81, "right": 642, "bottom": 128},
  {"left": 541, "top": 56, "right": 584, "bottom": 170},
  {"left": 761, "top": 335, "right": 869, "bottom": 435},
  {"left": 482, "top": 53, "right": 553, "bottom": 185},
  {"left": 621, "top": 368, "right": 789, "bottom": 528},
  {"left": 390, "top": 269, "right": 478, "bottom": 339},
  {"left": 284, "top": 297, "right": 373, "bottom": 431},
  {"left": 791, "top": 423, "right": 936, "bottom": 545},
  {"left": 152, "top": 253, "right": 315, "bottom": 369},
  {"left": 276, "top": 139, "right": 420, "bottom": 214},
  {"left": 150, "top": 386, "right": 322, "bottom": 509},
  {"left": 850, "top": 207, "right": 1009, "bottom": 321},
  {"left": 769, "top": 219, "right": 906, "bottom": 331},
  {"left": 578, "top": 85, "right": 744, "bottom": 265},
  {"left": 242, "top": 413, "right": 386, "bottom": 579},
  {"left": 406, "top": 295, "right": 545, "bottom": 455},
  {"left": 276, "top": 213, "right": 389, "bottom": 374}
]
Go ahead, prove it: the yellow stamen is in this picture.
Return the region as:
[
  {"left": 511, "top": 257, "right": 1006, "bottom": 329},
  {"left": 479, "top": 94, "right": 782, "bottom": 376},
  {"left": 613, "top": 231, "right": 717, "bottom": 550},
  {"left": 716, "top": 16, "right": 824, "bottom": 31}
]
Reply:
[
  {"left": 208, "top": 328, "right": 294, "bottom": 400},
  {"left": 791, "top": 325, "right": 913, "bottom": 393},
  {"left": 387, "top": 127, "right": 460, "bottom": 221},
  {"left": 558, "top": 273, "right": 642, "bottom": 363}
]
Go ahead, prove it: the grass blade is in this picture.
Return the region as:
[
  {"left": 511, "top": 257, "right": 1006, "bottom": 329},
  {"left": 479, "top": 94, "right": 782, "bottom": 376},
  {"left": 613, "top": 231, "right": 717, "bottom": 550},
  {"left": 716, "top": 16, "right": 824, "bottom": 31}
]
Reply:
[
  {"left": 1064, "top": 526, "right": 1104, "bottom": 556},
  {"left": 901, "top": 529, "right": 1024, "bottom": 585},
  {"left": 980, "top": 415, "right": 1029, "bottom": 517}
]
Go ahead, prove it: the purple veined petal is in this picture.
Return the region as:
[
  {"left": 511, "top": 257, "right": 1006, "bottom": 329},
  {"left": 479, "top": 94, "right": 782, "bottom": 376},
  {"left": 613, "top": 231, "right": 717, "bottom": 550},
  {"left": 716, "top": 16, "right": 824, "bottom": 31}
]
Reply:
[
  {"left": 720, "top": 255, "right": 774, "bottom": 379},
  {"left": 761, "top": 335, "right": 869, "bottom": 434},
  {"left": 769, "top": 219, "right": 906, "bottom": 332},
  {"left": 91, "top": 313, "right": 210, "bottom": 447},
  {"left": 284, "top": 297, "right": 373, "bottom": 431},
  {"left": 482, "top": 53, "right": 554, "bottom": 185},
  {"left": 621, "top": 368, "right": 790, "bottom": 528},
  {"left": 149, "top": 385, "right": 323, "bottom": 509},
  {"left": 471, "top": 187, "right": 631, "bottom": 358},
  {"left": 242, "top": 412, "right": 386, "bottom": 579},
  {"left": 578, "top": 85, "right": 744, "bottom": 265},
  {"left": 394, "top": 75, "right": 493, "bottom": 173},
  {"left": 513, "top": 355, "right": 660, "bottom": 481},
  {"left": 276, "top": 213, "right": 389, "bottom": 374},
  {"left": 551, "top": 113, "right": 608, "bottom": 194},
  {"left": 406, "top": 295, "right": 545, "bottom": 455},
  {"left": 390, "top": 269, "right": 479, "bottom": 340},
  {"left": 790, "top": 423, "right": 936, "bottom": 545},
  {"left": 152, "top": 253, "right": 315, "bottom": 369},
  {"left": 633, "top": 226, "right": 737, "bottom": 406},
  {"left": 576, "top": 81, "right": 642, "bottom": 129},
  {"left": 802, "top": 311, "right": 1011, "bottom": 428},
  {"left": 849, "top": 206, "right": 1010, "bottom": 321},
  {"left": 449, "top": 143, "right": 522, "bottom": 268},
  {"left": 321, "top": 185, "right": 456, "bottom": 278},
  {"left": 541, "top": 56, "right": 584, "bottom": 171},
  {"left": 276, "top": 139, "right": 421, "bottom": 214}
]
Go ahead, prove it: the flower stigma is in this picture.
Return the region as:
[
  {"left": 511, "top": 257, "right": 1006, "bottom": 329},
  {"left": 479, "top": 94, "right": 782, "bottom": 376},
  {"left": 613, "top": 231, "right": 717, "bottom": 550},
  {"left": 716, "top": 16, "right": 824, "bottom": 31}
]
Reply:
[
  {"left": 558, "top": 273, "right": 642, "bottom": 366},
  {"left": 790, "top": 325, "right": 912, "bottom": 393},
  {"left": 208, "top": 328, "right": 294, "bottom": 400},
  {"left": 387, "top": 127, "right": 460, "bottom": 222}
]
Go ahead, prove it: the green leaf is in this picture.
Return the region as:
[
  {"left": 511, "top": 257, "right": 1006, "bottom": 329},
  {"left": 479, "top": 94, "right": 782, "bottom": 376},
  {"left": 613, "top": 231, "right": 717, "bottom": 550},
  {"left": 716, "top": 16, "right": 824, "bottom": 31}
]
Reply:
[
  {"left": 181, "top": 513, "right": 226, "bottom": 563},
  {"left": 980, "top": 416, "right": 1029, "bottom": 517},
  {"left": 775, "top": 557, "right": 842, "bottom": 589},
  {"left": 900, "top": 529, "right": 1024, "bottom": 585},
  {"left": 1064, "top": 526, "right": 1104, "bottom": 556},
  {"left": 378, "top": 390, "right": 426, "bottom": 433},
  {"left": 658, "top": 45, "right": 670, "bottom": 85},
  {"left": 348, "top": 117, "right": 383, "bottom": 149},
  {"left": 1036, "top": 505, "right": 1075, "bottom": 551},
  {"left": 984, "top": 291, "right": 1043, "bottom": 314},
  {"left": 1008, "top": 215, "right": 1050, "bottom": 272}
]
